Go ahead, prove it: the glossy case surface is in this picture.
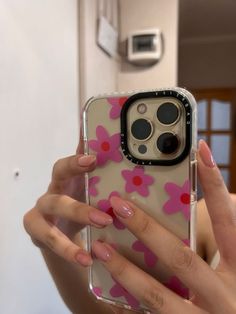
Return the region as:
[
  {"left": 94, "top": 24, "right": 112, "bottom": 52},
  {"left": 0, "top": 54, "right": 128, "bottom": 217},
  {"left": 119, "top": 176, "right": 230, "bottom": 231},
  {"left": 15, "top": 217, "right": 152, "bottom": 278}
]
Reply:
[{"left": 83, "top": 88, "right": 197, "bottom": 312}]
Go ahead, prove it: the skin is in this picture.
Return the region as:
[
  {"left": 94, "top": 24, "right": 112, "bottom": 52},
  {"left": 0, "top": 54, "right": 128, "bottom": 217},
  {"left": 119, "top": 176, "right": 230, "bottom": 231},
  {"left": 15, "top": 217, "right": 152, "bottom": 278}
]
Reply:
[{"left": 23, "top": 140, "right": 236, "bottom": 314}]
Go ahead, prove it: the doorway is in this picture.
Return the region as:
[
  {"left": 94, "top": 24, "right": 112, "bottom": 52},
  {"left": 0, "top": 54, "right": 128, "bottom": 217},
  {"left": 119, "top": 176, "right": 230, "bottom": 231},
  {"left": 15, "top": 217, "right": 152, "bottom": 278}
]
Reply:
[{"left": 194, "top": 88, "right": 236, "bottom": 192}]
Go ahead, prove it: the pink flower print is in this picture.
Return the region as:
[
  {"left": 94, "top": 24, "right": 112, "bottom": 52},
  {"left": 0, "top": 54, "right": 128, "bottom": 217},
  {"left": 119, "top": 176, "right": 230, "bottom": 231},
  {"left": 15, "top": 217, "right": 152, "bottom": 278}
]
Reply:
[
  {"left": 88, "top": 126, "right": 123, "bottom": 166},
  {"left": 122, "top": 166, "right": 154, "bottom": 197},
  {"left": 163, "top": 180, "right": 190, "bottom": 221},
  {"left": 110, "top": 279, "right": 140, "bottom": 309},
  {"left": 97, "top": 192, "right": 126, "bottom": 230},
  {"left": 165, "top": 276, "right": 189, "bottom": 299},
  {"left": 132, "top": 240, "right": 158, "bottom": 267},
  {"left": 92, "top": 286, "right": 102, "bottom": 297},
  {"left": 88, "top": 176, "right": 100, "bottom": 196},
  {"left": 107, "top": 97, "right": 128, "bottom": 119}
]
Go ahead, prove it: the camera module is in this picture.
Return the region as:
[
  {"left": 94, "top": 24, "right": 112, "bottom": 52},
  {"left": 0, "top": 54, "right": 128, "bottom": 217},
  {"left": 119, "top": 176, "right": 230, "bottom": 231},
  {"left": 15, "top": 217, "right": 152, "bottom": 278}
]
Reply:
[
  {"left": 131, "top": 118, "right": 153, "bottom": 141},
  {"left": 156, "top": 132, "right": 179, "bottom": 154},
  {"left": 157, "top": 102, "right": 179, "bottom": 125}
]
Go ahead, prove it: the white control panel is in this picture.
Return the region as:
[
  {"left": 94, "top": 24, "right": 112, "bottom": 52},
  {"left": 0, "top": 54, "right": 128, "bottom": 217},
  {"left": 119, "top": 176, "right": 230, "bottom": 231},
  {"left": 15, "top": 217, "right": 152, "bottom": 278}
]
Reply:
[{"left": 128, "top": 28, "right": 163, "bottom": 66}]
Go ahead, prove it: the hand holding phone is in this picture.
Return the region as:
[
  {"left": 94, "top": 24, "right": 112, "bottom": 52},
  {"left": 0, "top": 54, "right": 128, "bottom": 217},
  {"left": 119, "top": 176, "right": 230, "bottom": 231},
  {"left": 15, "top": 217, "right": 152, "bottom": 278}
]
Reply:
[{"left": 83, "top": 88, "right": 197, "bottom": 312}]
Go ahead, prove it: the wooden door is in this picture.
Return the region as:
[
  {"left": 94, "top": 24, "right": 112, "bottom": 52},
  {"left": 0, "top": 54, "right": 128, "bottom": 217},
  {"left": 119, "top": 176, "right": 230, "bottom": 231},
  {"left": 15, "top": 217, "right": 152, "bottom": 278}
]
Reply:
[{"left": 193, "top": 88, "right": 236, "bottom": 193}]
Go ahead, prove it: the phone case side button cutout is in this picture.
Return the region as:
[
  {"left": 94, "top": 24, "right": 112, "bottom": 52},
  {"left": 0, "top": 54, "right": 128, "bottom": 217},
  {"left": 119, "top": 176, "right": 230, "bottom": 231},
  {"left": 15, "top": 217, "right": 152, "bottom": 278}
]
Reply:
[{"left": 191, "top": 161, "right": 197, "bottom": 202}]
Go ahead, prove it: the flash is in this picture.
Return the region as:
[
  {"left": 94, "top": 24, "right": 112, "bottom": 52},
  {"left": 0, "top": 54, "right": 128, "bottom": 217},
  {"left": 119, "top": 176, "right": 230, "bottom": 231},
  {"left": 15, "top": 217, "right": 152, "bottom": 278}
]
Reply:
[{"left": 137, "top": 103, "right": 147, "bottom": 114}]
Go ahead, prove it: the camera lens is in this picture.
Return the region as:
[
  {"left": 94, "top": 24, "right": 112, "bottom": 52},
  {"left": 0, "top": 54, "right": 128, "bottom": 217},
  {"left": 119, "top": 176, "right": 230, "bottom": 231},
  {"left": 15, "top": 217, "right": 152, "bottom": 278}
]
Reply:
[
  {"left": 156, "top": 132, "right": 179, "bottom": 154},
  {"left": 131, "top": 118, "right": 153, "bottom": 141},
  {"left": 157, "top": 102, "right": 179, "bottom": 125}
]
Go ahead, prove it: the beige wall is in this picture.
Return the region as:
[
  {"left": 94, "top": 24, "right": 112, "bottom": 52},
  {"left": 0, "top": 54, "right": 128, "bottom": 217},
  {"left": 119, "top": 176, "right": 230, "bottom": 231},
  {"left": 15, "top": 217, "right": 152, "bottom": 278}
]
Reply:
[
  {"left": 79, "top": 0, "right": 179, "bottom": 105},
  {"left": 179, "top": 38, "right": 236, "bottom": 89},
  {"left": 118, "top": 0, "right": 179, "bottom": 91},
  {"left": 79, "top": 0, "right": 119, "bottom": 105}
]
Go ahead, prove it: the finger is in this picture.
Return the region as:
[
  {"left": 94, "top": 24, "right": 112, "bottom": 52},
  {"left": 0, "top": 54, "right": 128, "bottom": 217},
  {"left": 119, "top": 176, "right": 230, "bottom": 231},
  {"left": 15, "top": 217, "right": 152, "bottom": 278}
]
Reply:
[
  {"left": 48, "top": 154, "right": 96, "bottom": 193},
  {"left": 76, "top": 126, "right": 84, "bottom": 155},
  {"left": 110, "top": 196, "right": 227, "bottom": 310},
  {"left": 37, "top": 194, "right": 113, "bottom": 228},
  {"left": 198, "top": 140, "right": 236, "bottom": 263},
  {"left": 23, "top": 209, "right": 92, "bottom": 266},
  {"left": 92, "top": 241, "right": 205, "bottom": 314}
]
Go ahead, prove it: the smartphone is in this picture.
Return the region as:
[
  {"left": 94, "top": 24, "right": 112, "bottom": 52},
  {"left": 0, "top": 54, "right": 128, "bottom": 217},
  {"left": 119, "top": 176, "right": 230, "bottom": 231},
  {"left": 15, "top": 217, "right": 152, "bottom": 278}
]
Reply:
[{"left": 82, "top": 88, "right": 197, "bottom": 312}]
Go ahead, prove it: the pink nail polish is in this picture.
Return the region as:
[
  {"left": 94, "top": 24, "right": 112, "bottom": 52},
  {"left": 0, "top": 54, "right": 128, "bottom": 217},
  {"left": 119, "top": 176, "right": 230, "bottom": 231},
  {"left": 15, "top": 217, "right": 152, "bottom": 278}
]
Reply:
[
  {"left": 75, "top": 251, "right": 93, "bottom": 266},
  {"left": 93, "top": 241, "right": 112, "bottom": 262},
  {"left": 78, "top": 155, "right": 96, "bottom": 166},
  {"left": 110, "top": 196, "right": 133, "bottom": 218},
  {"left": 89, "top": 211, "right": 113, "bottom": 226},
  {"left": 199, "top": 140, "right": 215, "bottom": 168}
]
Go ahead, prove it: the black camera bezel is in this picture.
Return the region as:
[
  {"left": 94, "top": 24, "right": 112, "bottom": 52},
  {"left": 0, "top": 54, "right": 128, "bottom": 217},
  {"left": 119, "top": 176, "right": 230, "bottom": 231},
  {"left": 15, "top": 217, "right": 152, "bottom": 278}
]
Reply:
[{"left": 120, "top": 90, "right": 192, "bottom": 166}]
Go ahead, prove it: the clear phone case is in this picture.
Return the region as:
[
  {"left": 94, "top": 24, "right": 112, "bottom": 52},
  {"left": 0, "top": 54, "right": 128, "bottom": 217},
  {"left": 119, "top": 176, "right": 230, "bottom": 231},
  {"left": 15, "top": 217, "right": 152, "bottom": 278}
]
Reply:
[{"left": 82, "top": 88, "right": 197, "bottom": 312}]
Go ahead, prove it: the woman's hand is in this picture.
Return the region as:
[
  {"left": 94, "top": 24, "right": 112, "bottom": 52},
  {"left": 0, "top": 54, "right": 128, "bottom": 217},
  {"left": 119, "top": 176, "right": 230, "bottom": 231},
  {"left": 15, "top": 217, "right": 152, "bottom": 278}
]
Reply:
[
  {"left": 92, "top": 140, "right": 236, "bottom": 314},
  {"left": 23, "top": 144, "right": 113, "bottom": 267}
]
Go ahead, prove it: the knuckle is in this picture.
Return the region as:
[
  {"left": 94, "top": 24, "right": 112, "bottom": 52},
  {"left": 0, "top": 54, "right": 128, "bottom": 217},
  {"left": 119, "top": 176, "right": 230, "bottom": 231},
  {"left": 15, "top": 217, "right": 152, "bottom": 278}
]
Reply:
[
  {"left": 212, "top": 173, "right": 224, "bottom": 189},
  {"left": 45, "top": 230, "right": 58, "bottom": 250},
  {"left": 36, "top": 194, "right": 54, "bottom": 213},
  {"left": 211, "top": 206, "right": 236, "bottom": 228},
  {"left": 68, "top": 155, "right": 76, "bottom": 171},
  {"left": 52, "top": 159, "right": 62, "bottom": 178},
  {"left": 142, "top": 286, "right": 165, "bottom": 312},
  {"left": 70, "top": 201, "right": 83, "bottom": 219},
  {"left": 205, "top": 171, "right": 224, "bottom": 191},
  {"left": 66, "top": 155, "right": 79, "bottom": 177},
  {"left": 23, "top": 210, "right": 33, "bottom": 233},
  {"left": 171, "top": 245, "right": 195, "bottom": 273},
  {"left": 31, "top": 237, "right": 47, "bottom": 249},
  {"left": 112, "top": 261, "right": 127, "bottom": 278},
  {"left": 52, "top": 157, "right": 73, "bottom": 183},
  {"left": 211, "top": 213, "right": 230, "bottom": 228},
  {"left": 63, "top": 244, "right": 77, "bottom": 261},
  {"left": 49, "top": 195, "right": 64, "bottom": 213},
  {"left": 136, "top": 215, "right": 152, "bottom": 235},
  {"left": 51, "top": 156, "right": 80, "bottom": 186},
  {"left": 35, "top": 195, "right": 45, "bottom": 209}
]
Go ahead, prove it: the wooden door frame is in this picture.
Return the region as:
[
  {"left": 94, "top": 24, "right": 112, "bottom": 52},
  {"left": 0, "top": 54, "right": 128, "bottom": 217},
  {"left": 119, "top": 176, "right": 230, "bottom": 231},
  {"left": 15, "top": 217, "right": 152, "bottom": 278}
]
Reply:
[{"left": 192, "top": 88, "right": 236, "bottom": 192}]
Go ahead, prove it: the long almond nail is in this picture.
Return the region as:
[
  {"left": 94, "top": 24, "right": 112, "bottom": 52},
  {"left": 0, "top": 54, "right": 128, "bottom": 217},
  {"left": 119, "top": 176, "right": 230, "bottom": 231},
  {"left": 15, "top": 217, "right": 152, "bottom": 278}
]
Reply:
[
  {"left": 78, "top": 155, "right": 96, "bottom": 166},
  {"left": 93, "top": 241, "right": 112, "bottom": 262},
  {"left": 199, "top": 140, "right": 215, "bottom": 168},
  {"left": 110, "top": 196, "right": 133, "bottom": 218},
  {"left": 89, "top": 211, "right": 113, "bottom": 226}
]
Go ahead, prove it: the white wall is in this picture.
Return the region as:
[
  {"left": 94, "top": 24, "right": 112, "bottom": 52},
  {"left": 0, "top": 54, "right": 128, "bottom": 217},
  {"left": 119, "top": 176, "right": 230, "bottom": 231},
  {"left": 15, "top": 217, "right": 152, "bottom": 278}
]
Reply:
[
  {"left": 118, "top": 0, "right": 179, "bottom": 90},
  {"left": 0, "top": 1, "right": 79, "bottom": 313}
]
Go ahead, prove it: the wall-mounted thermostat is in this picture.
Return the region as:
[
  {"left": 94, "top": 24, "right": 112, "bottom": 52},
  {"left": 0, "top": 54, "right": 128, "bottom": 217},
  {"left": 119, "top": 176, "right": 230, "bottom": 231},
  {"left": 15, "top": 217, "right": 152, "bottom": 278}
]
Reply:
[{"left": 127, "top": 28, "right": 163, "bottom": 66}]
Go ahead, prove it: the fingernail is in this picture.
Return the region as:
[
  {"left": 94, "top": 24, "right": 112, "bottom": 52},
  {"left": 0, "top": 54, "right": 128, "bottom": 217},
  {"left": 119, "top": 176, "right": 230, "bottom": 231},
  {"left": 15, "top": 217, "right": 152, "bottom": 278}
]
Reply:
[
  {"left": 199, "top": 140, "right": 215, "bottom": 168},
  {"left": 89, "top": 210, "right": 113, "bottom": 226},
  {"left": 78, "top": 155, "right": 96, "bottom": 166},
  {"left": 75, "top": 251, "right": 93, "bottom": 266},
  {"left": 110, "top": 196, "right": 133, "bottom": 218},
  {"left": 92, "top": 241, "right": 112, "bottom": 262}
]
